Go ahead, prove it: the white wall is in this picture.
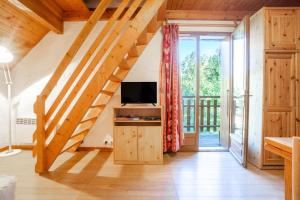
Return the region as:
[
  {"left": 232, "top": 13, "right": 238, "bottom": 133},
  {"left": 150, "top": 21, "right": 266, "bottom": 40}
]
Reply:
[
  {"left": 0, "top": 74, "right": 8, "bottom": 147},
  {"left": 83, "top": 32, "right": 162, "bottom": 147},
  {"left": 7, "top": 21, "right": 162, "bottom": 147}
]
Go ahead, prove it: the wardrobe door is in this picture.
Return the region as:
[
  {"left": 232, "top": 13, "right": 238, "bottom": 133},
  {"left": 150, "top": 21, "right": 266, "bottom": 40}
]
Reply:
[
  {"left": 265, "top": 9, "right": 298, "bottom": 50},
  {"left": 264, "top": 53, "right": 295, "bottom": 108},
  {"left": 263, "top": 112, "right": 292, "bottom": 165}
]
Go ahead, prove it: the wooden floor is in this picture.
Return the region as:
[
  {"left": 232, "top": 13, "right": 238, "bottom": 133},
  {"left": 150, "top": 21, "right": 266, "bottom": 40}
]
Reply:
[{"left": 0, "top": 151, "right": 284, "bottom": 200}]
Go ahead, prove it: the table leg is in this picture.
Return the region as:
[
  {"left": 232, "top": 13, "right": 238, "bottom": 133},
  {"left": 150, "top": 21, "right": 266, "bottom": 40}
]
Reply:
[{"left": 285, "top": 159, "right": 292, "bottom": 200}]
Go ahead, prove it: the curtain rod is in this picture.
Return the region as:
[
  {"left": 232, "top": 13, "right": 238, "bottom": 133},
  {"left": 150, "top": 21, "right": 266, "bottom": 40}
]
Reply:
[{"left": 177, "top": 23, "right": 237, "bottom": 28}]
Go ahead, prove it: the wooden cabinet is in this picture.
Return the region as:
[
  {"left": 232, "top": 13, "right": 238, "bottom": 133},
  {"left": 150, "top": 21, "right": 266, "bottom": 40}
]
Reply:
[
  {"left": 265, "top": 9, "right": 300, "bottom": 50},
  {"left": 138, "top": 126, "right": 162, "bottom": 162},
  {"left": 114, "top": 126, "right": 138, "bottom": 161},
  {"left": 248, "top": 7, "right": 300, "bottom": 168},
  {"left": 113, "top": 107, "right": 163, "bottom": 164}
]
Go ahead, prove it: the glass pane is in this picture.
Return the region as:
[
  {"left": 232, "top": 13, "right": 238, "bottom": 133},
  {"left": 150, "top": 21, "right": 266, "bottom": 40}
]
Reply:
[
  {"left": 232, "top": 23, "right": 246, "bottom": 139},
  {"left": 179, "top": 36, "right": 197, "bottom": 133},
  {"left": 199, "top": 36, "right": 223, "bottom": 147}
]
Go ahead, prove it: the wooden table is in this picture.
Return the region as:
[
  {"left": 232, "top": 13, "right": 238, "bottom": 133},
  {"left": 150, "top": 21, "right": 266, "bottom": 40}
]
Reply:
[{"left": 264, "top": 137, "right": 293, "bottom": 200}]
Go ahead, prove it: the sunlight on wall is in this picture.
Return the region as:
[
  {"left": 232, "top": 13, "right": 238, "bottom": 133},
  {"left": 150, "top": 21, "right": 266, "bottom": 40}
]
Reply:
[{"left": 0, "top": 93, "right": 8, "bottom": 147}]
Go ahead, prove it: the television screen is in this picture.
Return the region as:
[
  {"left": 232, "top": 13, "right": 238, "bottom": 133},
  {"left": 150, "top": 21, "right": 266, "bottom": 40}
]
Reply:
[{"left": 121, "top": 82, "right": 157, "bottom": 104}]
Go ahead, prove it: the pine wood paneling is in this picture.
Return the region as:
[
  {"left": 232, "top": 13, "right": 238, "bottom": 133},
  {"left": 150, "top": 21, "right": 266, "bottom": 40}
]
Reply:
[
  {"left": 15, "top": 0, "right": 63, "bottom": 33},
  {"left": 265, "top": 9, "right": 299, "bottom": 50},
  {"left": 0, "top": 0, "right": 49, "bottom": 67},
  {"left": 54, "top": 0, "right": 89, "bottom": 12},
  {"left": 264, "top": 53, "right": 295, "bottom": 108},
  {"left": 166, "top": 0, "right": 300, "bottom": 11},
  {"left": 263, "top": 112, "right": 292, "bottom": 165}
]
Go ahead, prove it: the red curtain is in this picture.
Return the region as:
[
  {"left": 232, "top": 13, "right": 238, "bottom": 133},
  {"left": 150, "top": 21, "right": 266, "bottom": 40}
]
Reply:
[{"left": 160, "top": 24, "right": 184, "bottom": 152}]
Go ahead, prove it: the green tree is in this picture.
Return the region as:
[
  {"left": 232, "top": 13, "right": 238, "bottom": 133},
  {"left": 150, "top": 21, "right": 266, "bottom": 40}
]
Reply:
[
  {"left": 199, "top": 49, "right": 221, "bottom": 96},
  {"left": 180, "top": 52, "right": 196, "bottom": 96},
  {"left": 180, "top": 49, "right": 221, "bottom": 97}
]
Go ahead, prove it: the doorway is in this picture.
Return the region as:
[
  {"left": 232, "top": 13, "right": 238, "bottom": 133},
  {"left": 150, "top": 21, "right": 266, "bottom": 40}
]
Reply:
[{"left": 179, "top": 33, "right": 230, "bottom": 151}]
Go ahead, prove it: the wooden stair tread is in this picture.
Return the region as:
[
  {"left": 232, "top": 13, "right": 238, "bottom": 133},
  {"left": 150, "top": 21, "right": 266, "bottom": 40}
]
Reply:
[
  {"left": 128, "top": 45, "right": 146, "bottom": 57},
  {"left": 101, "top": 90, "right": 114, "bottom": 96},
  {"left": 73, "top": 128, "right": 90, "bottom": 136},
  {"left": 60, "top": 140, "right": 83, "bottom": 154},
  {"left": 70, "top": 129, "right": 89, "bottom": 141},
  {"left": 79, "top": 116, "right": 98, "bottom": 124},
  {"left": 109, "top": 75, "right": 122, "bottom": 83},
  {"left": 119, "top": 57, "right": 137, "bottom": 69},
  {"left": 137, "top": 32, "right": 154, "bottom": 45},
  {"left": 90, "top": 104, "right": 106, "bottom": 108}
]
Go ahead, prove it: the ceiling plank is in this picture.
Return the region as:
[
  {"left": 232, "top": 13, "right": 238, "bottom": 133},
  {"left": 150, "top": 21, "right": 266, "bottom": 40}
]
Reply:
[
  {"left": 166, "top": 10, "right": 253, "bottom": 20},
  {"left": 54, "top": 0, "right": 89, "bottom": 12},
  {"left": 11, "top": 0, "right": 63, "bottom": 34}
]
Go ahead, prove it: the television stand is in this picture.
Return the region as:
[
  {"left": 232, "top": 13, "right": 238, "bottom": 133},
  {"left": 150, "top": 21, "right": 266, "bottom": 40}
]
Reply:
[{"left": 113, "top": 106, "right": 163, "bottom": 164}]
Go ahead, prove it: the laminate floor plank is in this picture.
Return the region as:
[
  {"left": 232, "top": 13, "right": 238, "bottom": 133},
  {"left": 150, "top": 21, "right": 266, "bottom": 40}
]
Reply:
[{"left": 0, "top": 151, "right": 284, "bottom": 200}]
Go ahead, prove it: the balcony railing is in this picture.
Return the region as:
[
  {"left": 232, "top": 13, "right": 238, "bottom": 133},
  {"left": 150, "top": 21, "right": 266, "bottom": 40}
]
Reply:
[{"left": 182, "top": 96, "right": 220, "bottom": 133}]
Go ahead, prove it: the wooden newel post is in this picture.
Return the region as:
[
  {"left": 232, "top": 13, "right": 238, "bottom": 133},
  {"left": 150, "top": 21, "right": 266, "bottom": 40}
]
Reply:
[{"left": 34, "top": 95, "right": 47, "bottom": 173}]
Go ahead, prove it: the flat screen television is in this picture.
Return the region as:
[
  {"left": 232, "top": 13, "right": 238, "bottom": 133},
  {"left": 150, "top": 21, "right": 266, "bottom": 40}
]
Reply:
[{"left": 121, "top": 82, "right": 157, "bottom": 105}]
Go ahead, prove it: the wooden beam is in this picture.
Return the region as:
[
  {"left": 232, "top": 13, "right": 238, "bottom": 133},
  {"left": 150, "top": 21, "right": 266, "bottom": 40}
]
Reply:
[
  {"left": 10, "top": 0, "right": 63, "bottom": 33},
  {"left": 166, "top": 10, "right": 253, "bottom": 21}
]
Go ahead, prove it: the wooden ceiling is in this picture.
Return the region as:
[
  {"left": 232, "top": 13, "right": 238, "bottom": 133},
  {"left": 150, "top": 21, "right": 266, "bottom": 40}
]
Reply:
[
  {"left": 0, "top": 0, "right": 89, "bottom": 68},
  {"left": 1, "top": 0, "right": 300, "bottom": 68},
  {"left": 166, "top": 0, "right": 300, "bottom": 11},
  {"left": 0, "top": 0, "right": 49, "bottom": 67}
]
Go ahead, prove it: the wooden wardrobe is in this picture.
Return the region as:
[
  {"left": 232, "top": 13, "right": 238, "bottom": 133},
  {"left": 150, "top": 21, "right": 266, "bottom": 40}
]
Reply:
[{"left": 248, "top": 7, "right": 300, "bottom": 168}]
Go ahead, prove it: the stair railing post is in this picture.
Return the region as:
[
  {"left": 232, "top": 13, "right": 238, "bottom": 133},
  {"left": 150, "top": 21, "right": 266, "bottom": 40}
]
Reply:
[{"left": 34, "top": 95, "right": 47, "bottom": 173}]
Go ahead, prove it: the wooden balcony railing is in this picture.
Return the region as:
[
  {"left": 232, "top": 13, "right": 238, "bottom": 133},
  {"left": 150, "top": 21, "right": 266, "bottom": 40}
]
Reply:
[{"left": 182, "top": 96, "right": 220, "bottom": 132}]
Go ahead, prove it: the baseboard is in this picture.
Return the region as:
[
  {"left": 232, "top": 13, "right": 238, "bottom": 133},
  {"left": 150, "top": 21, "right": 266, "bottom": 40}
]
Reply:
[
  {"left": 0, "top": 145, "right": 33, "bottom": 152},
  {"left": 77, "top": 147, "right": 113, "bottom": 152},
  {"left": 0, "top": 145, "right": 113, "bottom": 152}
]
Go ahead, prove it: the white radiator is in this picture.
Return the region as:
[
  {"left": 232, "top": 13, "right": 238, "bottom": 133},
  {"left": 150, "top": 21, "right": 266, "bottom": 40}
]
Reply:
[{"left": 15, "top": 118, "right": 36, "bottom": 145}]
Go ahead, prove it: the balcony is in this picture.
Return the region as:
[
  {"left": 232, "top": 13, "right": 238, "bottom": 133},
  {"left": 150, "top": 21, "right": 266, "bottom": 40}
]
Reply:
[{"left": 182, "top": 96, "right": 221, "bottom": 147}]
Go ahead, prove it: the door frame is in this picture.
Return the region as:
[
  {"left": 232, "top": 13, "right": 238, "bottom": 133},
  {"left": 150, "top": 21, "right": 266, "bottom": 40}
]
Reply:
[
  {"left": 179, "top": 31, "right": 232, "bottom": 151},
  {"left": 229, "top": 16, "right": 250, "bottom": 167}
]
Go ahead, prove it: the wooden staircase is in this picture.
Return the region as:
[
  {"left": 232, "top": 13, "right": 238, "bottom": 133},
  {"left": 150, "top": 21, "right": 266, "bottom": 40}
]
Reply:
[{"left": 32, "top": 0, "right": 166, "bottom": 173}]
